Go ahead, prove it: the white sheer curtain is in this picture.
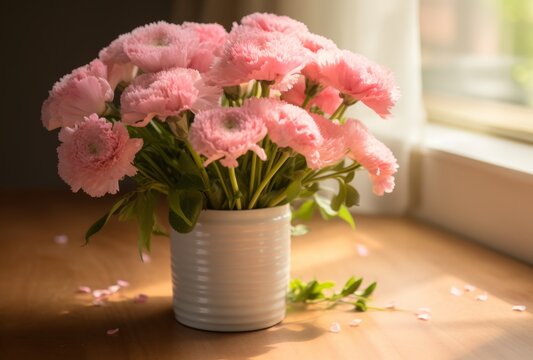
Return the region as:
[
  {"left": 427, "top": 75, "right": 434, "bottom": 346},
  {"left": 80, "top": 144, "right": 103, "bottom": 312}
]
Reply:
[{"left": 277, "top": 0, "right": 424, "bottom": 214}]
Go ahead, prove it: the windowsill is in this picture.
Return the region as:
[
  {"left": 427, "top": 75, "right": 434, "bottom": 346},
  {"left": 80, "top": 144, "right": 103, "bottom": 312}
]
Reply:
[
  {"left": 422, "top": 123, "right": 533, "bottom": 176},
  {"left": 414, "top": 123, "right": 533, "bottom": 264}
]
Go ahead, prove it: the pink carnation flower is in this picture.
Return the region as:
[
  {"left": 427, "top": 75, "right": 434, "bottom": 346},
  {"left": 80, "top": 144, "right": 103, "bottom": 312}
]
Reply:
[
  {"left": 182, "top": 22, "right": 228, "bottom": 73},
  {"left": 208, "top": 26, "right": 309, "bottom": 91},
  {"left": 307, "top": 113, "right": 348, "bottom": 169},
  {"left": 244, "top": 98, "right": 322, "bottom": 166},
  {"left": 42, "top": 60, "right": 113, "bottom": 130},
  {"left": 57, "top": 114, "right": 143, "bottom": 197},
  {"left": 281, "top": 77, "right": 342, "bottom": 114},
  {"left": 99, "top": 33, "right": 138, "bottom": 89},
  {"left": 299, "top": 32, "right": 337, "bottom": 53},
  {"left": 189, "top": 107, "right": 267, "bottom": 167},
  {"left": 240, "top": 12, "right": 308, "bottom": 35},
  {"left": 123, "top": 21, "right": 199, "bottom": 73},
  {"left": 120, "top": 68, "right": 221, "bottom": 126},
  {"left": 345, "top": 119, "right": 399, "bottom": 195},
  {"left": 319, "top": 50, "right": 400, "bottom": 118}
]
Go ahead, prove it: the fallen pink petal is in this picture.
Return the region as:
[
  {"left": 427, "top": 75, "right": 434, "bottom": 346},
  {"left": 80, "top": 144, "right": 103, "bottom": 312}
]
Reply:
[
  {"left": 106, "top": 328, "right": 119, "bottom": 335},
  {"left": 77, "top": 286, "right": 92, "bottom": 294},
  {"left": 512, "top": 305, "right": 527, "bottom": 312},
  {"left": 329, "top": 322, "right": 341, "bottom": 333},
  {"left": 134, "top": 293, "right": 149, "bottom": 304},
  {"left": 141, "top": 252, "right": 152, "bottom": 263},
  {"left": 355, "top": 244, "right": 369, "bottom": 257},
  {"left": 450, "top": 286, "right": 463, "bottom": 297},
  {"left": 117, "top": 280, "right": 130, "bottom": 287},
  {"left": 92, "top": 289, "right": 111, "bottom": 298},
  {"left": 417, "top": 313, "right": 431, "bottom": 321},
  {"left": 108, "top": 285, "right": 121, "bottom": 293},
  {"left": 464, "top": 284, "right": 476, "bottom": 292},
  {"left": 385, "top": 302, "right": 396, "bottom": 310},
  {"left": 54, "top": 234, "right": 68, "bottom": 245},
  {"left": 476, "top": 293, "right": 489, "bottom": 302},
  {"left": 349, "top": 319, "right": 363, "bottom": 327}
]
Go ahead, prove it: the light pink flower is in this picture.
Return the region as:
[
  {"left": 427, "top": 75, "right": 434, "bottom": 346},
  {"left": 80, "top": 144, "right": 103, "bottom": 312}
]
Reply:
[
  {"left": 57, "top": 114, "right": 143, "bottom": 197},
  {"left": 182, "top": 22, "right": 228, "bottom": 73},
  {"left": 208, "top": 27, "right": 309, "bottom": 91},
  {"left": 244, "top": 98, "right": 322, "bottom": 165},
  {"left": 120, "top": 67, "right": 221, "bottom": 126},
  {"left": 42, "top": 60, "right": 113, "bottom": 130},
  {"left": 240, "top": 12, "right": 308, "bottom": 35},
  {"left": 307, "top": 113, "right": 347, "bottom": 169},
  {"left": 123, "top": 21, "right": 199, "bottom": 73},
  {"left": 189, "top": 107, "right": 267, "bottom": 167},
  {"left": 299, "top": 32, "right": 337, "bottom": 53},
  {"left": 281, "top": 77, "right": 342, "bottom": 114},
  {"left": 99, "top": 33, "right": 138, "bottom": 89},
  {"left": 345, "top": 119, "right": 399, "bottom": 195},
  {"left": 319, "top": 50, "right": 400, "bottom": 118}
]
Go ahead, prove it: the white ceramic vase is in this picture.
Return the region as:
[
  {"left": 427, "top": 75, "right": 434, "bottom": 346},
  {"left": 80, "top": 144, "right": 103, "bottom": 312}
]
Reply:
[{"left": 170, "top": 204, "right": 291, "bottom": 332}]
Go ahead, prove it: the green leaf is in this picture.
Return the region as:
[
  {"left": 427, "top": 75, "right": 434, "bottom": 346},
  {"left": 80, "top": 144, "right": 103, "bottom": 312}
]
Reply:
[
  {"left": 292, "top": 199, "right": 316, "bottom": 221},
  {"left": 345, "top": 184, "right": 360, "bottom": 207},
  {"left": 84, "top": 196, "right": 128, "bottom": 244},
  {"left": 344, "top": 170, "right": 355, "bottom": 183},
  {"left": 361, "top": 282, "right": 377, "bottom": 298},
  {"left": 341, "top": 276, "right": 363, "bottom": 297},
  {"left": 338, "top": 205, "right": 356, "bottom": 229},
  {"left": 331, "top": 180, "right": 346, "bottom": 211},
  {"left": 291, "top": 224, "right": 309, "bottom": 236},
  {"left": 152, "top": 214, "right": 169, "bottom": 237},
  {"left": 168, "top": 190, "right": 204, "bottom": 233},
  {"left": 314, "top": 194, "right": 336, "bottom": 218},
  {"left": 284, "top": 179, "right": 302, "bottom": 203},
  {"left": 168, "top": 190, "right": 192, "bottom": 227},
  {"left": 355, "top": 299, "right": 368, "bottom": 312}
]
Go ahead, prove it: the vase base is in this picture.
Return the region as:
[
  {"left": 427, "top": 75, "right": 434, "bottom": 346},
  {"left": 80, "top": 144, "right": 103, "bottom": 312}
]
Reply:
[{"left": 174, "top": 313, "right": 285, "bottom": 332}]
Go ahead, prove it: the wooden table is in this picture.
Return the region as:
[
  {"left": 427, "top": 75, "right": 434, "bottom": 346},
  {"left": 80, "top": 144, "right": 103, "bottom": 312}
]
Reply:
[{"left": 0, "top": 190, "right": 531, "bottom": 359}]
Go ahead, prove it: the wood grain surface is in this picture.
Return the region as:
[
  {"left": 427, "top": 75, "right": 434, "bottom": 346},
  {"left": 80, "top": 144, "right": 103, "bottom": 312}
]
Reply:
[{"left": 0, "top": 190, "right": 531, "bottom": 360}]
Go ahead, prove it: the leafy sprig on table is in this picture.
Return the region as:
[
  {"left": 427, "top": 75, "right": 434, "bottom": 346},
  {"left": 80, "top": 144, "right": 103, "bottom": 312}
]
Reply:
[{"left": 288, "top": 276, "right": 377, "bottom": 311}]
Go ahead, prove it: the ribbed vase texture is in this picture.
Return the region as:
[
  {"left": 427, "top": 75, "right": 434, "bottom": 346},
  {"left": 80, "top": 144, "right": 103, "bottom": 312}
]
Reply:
[{"left": 170, "top": 205, "right": 291, "bottom": 331}]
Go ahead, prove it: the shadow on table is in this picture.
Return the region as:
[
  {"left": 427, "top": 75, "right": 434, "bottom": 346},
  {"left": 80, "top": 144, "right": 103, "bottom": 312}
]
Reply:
[{"left": 0, "top": 296, "right": 324, "bottom": 360}]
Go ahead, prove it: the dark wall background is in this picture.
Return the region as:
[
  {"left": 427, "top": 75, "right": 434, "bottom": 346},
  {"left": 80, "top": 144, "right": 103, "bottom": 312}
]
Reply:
[
  {"left": 0, "top": 0, "right": 175, "bottom": 189},
  {"left": 0, "top": 0, "right": 276, "bottom": 189}
]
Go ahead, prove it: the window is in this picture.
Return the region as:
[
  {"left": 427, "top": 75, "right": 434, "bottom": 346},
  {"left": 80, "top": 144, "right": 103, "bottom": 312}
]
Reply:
[{"left": 420, "top": 0, "right": 533, "bottom": 142}]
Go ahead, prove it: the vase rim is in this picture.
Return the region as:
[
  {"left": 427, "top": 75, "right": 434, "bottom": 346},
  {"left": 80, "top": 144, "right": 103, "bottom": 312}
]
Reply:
[{"left": 195, "top": 204, "right": 290, "bottom": 222}]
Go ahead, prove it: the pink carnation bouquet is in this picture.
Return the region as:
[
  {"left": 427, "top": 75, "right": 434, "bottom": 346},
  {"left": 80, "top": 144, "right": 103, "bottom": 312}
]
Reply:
[{"left": 42, "top": 13, "right": 399, "bottom": 252}]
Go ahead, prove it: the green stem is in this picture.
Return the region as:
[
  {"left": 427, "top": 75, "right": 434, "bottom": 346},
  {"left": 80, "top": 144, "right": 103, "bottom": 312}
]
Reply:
[
  {"left": 184, "top": 140, "right": 215, "bottom": 206},
  {"left": 212, "top": 162, "right": 231, "bottom": 203},
  {"left": 248, "top": 152, "right": 291, "bottom": 209},
  {"left": 304, "top": 163, "right": 361, "bottom": 184},
  {"left": 249, "top": 153, "right": 258, "bottom": 202},
  {"left": 228, "top": 167, "right": 242, "bottom": 210},
  {"left": 330, "top": 102, "right": 347, "bottom": 120},
  {"left": 267, "top": 169, "right": 312, "bottom": 207},
  {"left": 260, "top": 81, "right": 271, "bottom": 98},
  {"left": 301, "top": 94, "right": 313, "bottom": 109}
]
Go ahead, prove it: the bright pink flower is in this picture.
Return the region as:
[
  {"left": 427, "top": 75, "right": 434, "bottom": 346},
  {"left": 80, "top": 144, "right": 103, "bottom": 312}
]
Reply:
[
  {"left": 319, "top": 50, "right": 400, "bottom": 118},
  {"left": 182, "top": 22, "right": 228, "bottom": 73},
  {"left": 307, "top": 113, "right": 347, "bottom": 169},
  {"left": 120, "top": 68, "right": 221, "bottom": 126},
  {"left": 244, "top": 98, "right": 322, "bottom": 166},
  {"left": 208, "top": 27, "right": 309, "bottom": 91},
  {"left": 281, "top": 77, "right": 342, "bottom": 114},
  {"left": 57, "top": 114, "right": 142, "bottom": 197},
  {"left": 345, "top": 119, "right": 398, "bottom": 195},
  {"left": 99, "top": 33, "right": 138, "bottom": 88},
  {"left": 123, "top": 21, "right": 199, "bottom": 73},
  {"left": 189, "top": 107, "right": 267, "bottom": 167},
  {"left": 240, "top": 12, "right": 308, "bottom": 35},
  {"left": 42, "top": 60, "right": 113, "bottom": 130}
]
